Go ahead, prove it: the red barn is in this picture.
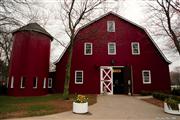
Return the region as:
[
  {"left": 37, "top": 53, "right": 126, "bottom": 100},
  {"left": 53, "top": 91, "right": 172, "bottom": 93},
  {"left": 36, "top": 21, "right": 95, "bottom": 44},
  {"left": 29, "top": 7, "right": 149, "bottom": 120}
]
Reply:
[
  {"left": 54, "top": 12, "right": 171, "bottom": 95},
  {"left": 8, "top": 23, "right": 53, "bottom": 96}
]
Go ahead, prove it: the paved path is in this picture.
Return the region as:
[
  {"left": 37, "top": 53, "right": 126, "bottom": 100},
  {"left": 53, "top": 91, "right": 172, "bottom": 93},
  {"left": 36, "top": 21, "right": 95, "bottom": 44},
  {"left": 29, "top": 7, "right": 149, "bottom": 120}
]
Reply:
[{"left": 8, "top": 95, "right": 180, "bottom": 120}]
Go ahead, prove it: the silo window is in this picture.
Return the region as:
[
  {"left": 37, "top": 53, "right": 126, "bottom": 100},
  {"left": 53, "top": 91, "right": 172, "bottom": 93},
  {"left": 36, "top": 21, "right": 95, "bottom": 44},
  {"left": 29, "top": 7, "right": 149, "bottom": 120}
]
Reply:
[
  {"left": 10, "top": 76, "right": 14, "bottom": 88},
  {"left": 43, "top": 78, "right": 46, "bottom": 88},
  {"left": 20, "top": 76, "right": 26, "bottom": 88},
  {"left": 33, "top": 77, "right": 38, "bottom": 88},
  {"left": 48, "top": 78, "right": 52, "bottom": 88}
]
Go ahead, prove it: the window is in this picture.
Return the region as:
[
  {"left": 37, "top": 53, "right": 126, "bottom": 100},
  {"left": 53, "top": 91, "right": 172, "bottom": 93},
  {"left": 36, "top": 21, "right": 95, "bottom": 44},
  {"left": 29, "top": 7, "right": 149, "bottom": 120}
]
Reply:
[
  {"left": 10, "top": 76, "right": 14, "bottom": 88},
  {"left": 108, "top": 42, "right": 116, "bottom": 55},
  {"left": 142, "top": 70, "right": 151, "bottom": 84},
  {"left": 107, "top": 21, "right": 115, "bottom": 32},
  {"left": 75, "top": 71, "right": 83, "bottom": 84},
  {"left": 84, "top": 43, "right": 92, "bottom": 55},
  {"left": 43, "top": 78, "right": 46, "bottom": 88},
  {"left": 48, "top": 78, "right": 52, "bottom": 88},
  {"left": 131, "top": 42, "right": 140, "bottom": 55},
  {"left": 20, "top": 76, "right": 26, "bottom": 88},
  {"left": 33, "top": 77, "right": 38, "bottom": 88}
]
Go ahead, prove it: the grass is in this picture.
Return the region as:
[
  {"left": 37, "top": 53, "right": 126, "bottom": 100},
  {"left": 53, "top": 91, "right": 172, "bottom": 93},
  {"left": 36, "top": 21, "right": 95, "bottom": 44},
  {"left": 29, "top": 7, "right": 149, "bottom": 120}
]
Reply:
[{"left": 0, "top": 94, "right": 97, "bottom": 119}]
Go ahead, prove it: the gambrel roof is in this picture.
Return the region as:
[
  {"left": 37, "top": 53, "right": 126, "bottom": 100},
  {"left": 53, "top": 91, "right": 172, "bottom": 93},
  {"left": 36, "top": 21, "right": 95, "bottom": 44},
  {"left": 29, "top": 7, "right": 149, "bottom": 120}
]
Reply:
[{"left": 55, "top": 11, "right": 171, "bottom": 64}]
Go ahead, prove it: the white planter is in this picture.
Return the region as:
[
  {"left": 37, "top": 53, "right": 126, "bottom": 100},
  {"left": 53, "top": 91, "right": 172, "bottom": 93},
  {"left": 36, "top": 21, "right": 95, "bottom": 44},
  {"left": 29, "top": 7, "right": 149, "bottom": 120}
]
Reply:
[
  {"left": 164, "top": 102, "right": 180, "bottom": 115},
  {"left": 73, "top": 102, "right": 88, "bottom": 114}
]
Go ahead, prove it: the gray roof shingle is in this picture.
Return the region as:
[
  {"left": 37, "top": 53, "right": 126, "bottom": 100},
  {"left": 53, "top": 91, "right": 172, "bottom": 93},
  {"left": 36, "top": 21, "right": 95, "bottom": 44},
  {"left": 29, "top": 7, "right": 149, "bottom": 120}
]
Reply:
[{"left": 13, "top": 23, "right": 53, "bottom": 40}]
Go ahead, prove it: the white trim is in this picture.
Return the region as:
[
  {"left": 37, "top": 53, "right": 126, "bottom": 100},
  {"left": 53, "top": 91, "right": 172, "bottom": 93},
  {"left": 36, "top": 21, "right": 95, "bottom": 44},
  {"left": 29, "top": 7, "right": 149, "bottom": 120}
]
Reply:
[
  {"left": 107, "top": 21, "right": 115, "bottom": 32},
  {"left": 20, "top": 76, "right": 25, "bottom": 89},
  {"left": 108, "top": 42, "right": 116, "bottom": 55},
  {"left": 54, "top": 11, "right": 170, "bottom": 64},
  {"left": 48, "top": 78, "right": 52, "bottom": 88},
  {"left": 84, "top": 43, "right": 93, "bottom": 55},
  {"left": 43, "top": 78, "right": 46, "bottom": 88},
  {"left": 75, "top": 70, "right": 83, "bottom": 84},
  {"left": 131, "top": 42, "right": 140, "bottom": 55},
  {"left": 142, "top": 70, "right": 151, "bottom": 84},
  {"left": 33, "top": 77, "right": 38, "bottom": 89},
  {"left": 10, "top": 76, "right": 14, "bottom": 88}
]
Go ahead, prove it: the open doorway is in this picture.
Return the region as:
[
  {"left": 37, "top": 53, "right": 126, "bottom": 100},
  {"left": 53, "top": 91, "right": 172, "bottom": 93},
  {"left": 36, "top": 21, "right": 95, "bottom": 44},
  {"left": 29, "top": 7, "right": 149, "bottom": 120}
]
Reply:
[{"left": 113, "top": 67, "right": 125, "bottom": 94}]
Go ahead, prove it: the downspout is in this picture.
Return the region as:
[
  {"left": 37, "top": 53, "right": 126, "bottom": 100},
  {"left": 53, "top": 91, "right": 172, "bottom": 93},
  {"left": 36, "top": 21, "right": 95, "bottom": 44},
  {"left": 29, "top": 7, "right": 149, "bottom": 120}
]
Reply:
[{"left": 130, "top": 65, "right": 134, "bottom": 95}]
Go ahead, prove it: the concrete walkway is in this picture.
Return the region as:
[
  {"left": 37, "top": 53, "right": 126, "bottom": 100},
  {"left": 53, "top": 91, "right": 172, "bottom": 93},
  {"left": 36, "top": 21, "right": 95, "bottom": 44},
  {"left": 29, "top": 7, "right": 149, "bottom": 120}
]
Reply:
[{"left": 8, "top": 95, "right": 180, "bottom": 120}]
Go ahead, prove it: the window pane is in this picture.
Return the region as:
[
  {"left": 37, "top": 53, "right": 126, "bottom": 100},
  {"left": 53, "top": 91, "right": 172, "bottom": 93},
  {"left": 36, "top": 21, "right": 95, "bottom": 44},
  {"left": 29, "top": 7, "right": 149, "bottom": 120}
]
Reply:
[
  {"left": 107, "top": 21, "right": 115, "bottom": 32},
  {"left": 76, "top": 71, "right": 83, "bottom": 83},
  {"left": 86, "top": 44, "right": 91, "bottom": 54},
  {"left": 33, "top": 77, "right": 37, "bottom": 88},
  {"left": 21, "top": 77, "right": 26, "bottom": 88},
  {"left": 132, "top": 43, "right": 140, "bottom": 54},
  {"left": 109, "top": 43, "right": 116, "bottom": 54},
  {"left": 143, "top": 71, "right": 150, "bottom": 83},
  {"left": 48, "top": 78, "right": 52, "bottom": 88}
]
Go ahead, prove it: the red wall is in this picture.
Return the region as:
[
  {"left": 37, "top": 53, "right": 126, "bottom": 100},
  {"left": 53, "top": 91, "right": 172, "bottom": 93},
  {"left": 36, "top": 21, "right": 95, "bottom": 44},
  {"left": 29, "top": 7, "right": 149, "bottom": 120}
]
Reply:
[
  {"left": 8, "top": 31, "right": 51, "bottom": 96},
  {"left": 55, "top": 14, "right": 171, "bottom": 94}
]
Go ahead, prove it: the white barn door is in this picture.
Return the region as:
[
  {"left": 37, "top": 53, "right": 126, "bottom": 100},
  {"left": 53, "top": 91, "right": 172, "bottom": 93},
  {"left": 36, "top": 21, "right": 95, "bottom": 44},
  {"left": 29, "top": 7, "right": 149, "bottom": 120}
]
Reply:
[{"left": 100, "top": 66, "right": 113, "bottom": 95}]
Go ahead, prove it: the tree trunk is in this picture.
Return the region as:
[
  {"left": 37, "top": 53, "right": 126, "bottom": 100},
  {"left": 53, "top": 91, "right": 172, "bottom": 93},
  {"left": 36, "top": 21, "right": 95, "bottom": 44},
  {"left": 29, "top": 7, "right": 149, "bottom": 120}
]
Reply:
[{"left": 63, "top": 39, "right": 74, "bottom": 100}]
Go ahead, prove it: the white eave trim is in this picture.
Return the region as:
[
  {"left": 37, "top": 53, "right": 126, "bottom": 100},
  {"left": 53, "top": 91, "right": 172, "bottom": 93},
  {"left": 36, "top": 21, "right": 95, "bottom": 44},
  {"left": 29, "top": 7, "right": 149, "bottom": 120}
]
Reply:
[{"left": 54, "top": 11, "right": 171, "bottom": 64}]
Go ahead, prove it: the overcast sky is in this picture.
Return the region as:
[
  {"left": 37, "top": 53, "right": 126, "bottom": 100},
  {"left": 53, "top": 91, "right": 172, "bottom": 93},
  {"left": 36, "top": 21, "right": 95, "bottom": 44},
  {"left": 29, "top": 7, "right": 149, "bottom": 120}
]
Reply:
[{"left": 38, "top": 0, "right": 179, "bottom": 71}]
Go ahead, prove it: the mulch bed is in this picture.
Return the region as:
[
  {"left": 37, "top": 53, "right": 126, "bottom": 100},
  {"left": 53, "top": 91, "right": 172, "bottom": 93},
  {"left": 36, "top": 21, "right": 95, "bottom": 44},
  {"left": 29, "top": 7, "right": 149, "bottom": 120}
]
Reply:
[{"left": 141, "top": 98, "right": 164, "bottom": 108}]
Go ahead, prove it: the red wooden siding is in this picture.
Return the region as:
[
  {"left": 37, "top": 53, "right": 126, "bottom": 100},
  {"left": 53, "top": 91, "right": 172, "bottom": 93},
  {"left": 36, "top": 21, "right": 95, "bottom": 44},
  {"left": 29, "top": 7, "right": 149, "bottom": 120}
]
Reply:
[
  {"left": 8, "top": 31, "right": 51, "bottom": 96},
  {"left": 55, "top": 13, "right": 171, "bottom": 94}
]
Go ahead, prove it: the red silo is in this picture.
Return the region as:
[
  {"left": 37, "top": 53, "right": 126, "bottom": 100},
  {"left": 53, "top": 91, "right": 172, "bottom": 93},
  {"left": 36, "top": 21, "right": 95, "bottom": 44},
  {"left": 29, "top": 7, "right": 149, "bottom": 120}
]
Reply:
[{"left": 8, "top": 23, "right": 53, "bottom": 96}]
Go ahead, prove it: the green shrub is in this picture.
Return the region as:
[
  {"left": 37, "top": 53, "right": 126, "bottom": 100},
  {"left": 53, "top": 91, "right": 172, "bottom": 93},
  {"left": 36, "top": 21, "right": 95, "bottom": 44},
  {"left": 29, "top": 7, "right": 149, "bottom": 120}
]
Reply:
[
  {"left": 172, "top": 88, "right": 180, "bottom": 96},
  {"left": 0, "top": 84, "right": 7, "bottom": 95},
  {"left": 165, "top": 98, "right": 180, "bottom": 110},
  {"left": 140, "top": 91, "right": 152, "bottom": 96},
  {"left": 152, "top": 92, "right": 169, "bottom": 101}
]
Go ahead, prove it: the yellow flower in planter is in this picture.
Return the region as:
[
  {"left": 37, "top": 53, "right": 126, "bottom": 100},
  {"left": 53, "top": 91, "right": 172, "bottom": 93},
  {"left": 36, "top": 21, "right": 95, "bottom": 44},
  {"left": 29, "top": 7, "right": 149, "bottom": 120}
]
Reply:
[{"left": 74, "top": 94, "right": 88, "bottom": 103}]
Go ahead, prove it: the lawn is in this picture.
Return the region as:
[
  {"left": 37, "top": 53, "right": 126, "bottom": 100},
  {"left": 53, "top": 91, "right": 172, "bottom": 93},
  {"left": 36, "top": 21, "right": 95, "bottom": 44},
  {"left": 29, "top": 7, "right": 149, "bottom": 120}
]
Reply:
[{"left": 0, "top": 94, "right": 97, "bottom": 119}]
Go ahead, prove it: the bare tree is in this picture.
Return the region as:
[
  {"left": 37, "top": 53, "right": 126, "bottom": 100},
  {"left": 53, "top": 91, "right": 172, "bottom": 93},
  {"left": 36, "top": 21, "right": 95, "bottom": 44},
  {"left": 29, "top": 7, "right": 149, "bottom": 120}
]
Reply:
[
  {"left": 0, "top": 0, "right": 44, "bottom": 81},
  {"left": 58, "top": 0, "right": 104, "bottom": 99},
  {"left": 146, "top": 0, "right": 180, "bottom": 55},
  {"left": 170, "top": 66, "right": 180, "bottom": 86}
]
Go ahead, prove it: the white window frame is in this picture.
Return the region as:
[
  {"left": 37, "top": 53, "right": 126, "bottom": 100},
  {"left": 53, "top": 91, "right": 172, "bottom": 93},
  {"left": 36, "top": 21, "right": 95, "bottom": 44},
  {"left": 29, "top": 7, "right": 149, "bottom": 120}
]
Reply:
[
  {"left": 108, "top": 42, "right": 116, "bottom": 55},
  {"left": 142, "top": 70, "right": 151, "bottom": 84},
  {"left": 75, "top": 70, "right": 83, "bottom": 84},
  {"left": 48, "top": 78, "right": 52, "bottom": 88},
  {"left": 84, "top": 43, "right": 93, "bottom": 55},
  {"left": 107, "top": 21, "right": 115, "bottom": 32},
  {"left": 131, "top": 42, "right": 140, "bottom": 55},
  {"left": 20, "top": 76, "right": 25, "bottom": 89},
  {"left": 10, "top": 76, "right": 14, "bottom": 88},
  {"left": 43, "top": 78, "right": 46, "bottom": 88},
  {"left": 33, "top": 77, "right": 38, "bottom": 89}
]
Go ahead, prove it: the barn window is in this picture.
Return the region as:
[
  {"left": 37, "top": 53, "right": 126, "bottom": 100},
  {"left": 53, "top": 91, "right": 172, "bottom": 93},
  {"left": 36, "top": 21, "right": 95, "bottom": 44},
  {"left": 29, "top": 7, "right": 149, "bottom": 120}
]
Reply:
[
  {"left": 75, "top": 71, "right": 83, "bottom": 84},
  {"left": 43, "top": 78, "right": 46, "bottom": 88},
  {"left": 10, "top": 76, "right": 14, "bottom": 88},
  {"left": 33, "top": 77, "right": 38, "bottom": 88},
  {"left": 108, "top": 42, "right": 116, "bottom": 55},
  {"left": 131, "top": 42, "right": 140, "bottom": 55},
  {"left": 84, "top": 43, "right": 92, "bottom": 55},
  {"left": 142, "top": 70, "right": 151, "bottom": 84},
  {"left": 20, "top": 76, "right": 26, "bottom": 88},
  {"left": 107, "top": 21, "right": 115, "bottom": 32},
  {"left": 48, "top": 78, "right": 52, "bottom": 88}
]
